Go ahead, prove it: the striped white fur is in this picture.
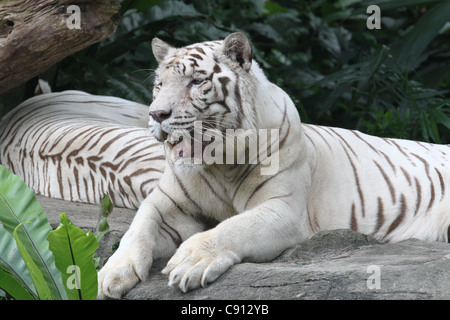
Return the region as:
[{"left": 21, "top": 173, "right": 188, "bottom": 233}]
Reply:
[
  {"left": 0, "top": 91, "right": 165, "bottom": 209},
  {"left": 0, "top": 33, "right": 449, "bottom": 299},
  {"left": 303, "top": 124, "right": 450, "bottom": 243}
]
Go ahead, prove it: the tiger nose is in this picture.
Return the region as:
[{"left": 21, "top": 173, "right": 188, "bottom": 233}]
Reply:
[{"left": 149, "top": 110, "right": 172, "bottom": 123}]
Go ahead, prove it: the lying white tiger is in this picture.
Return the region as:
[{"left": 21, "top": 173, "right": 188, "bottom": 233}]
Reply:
[
  {"left": 0, "top": 33, "right": 449, "bottom": 300},
  {"left": 98, "top": 33, "right": 450, "bottom": 298}
]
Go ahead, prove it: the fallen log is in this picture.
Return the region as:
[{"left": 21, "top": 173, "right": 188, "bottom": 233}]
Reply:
[{"left": 0, "top": 0, "right": 120, "bottom": 95}]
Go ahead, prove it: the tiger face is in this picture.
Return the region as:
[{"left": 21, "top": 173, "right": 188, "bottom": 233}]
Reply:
[{"left": 148, "top": 33, "right": 256, "bottom": 165}]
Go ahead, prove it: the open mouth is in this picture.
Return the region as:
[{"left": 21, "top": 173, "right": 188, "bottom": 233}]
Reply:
[{"left": 166, "top": 130, "right": 216, "bottom": 160}]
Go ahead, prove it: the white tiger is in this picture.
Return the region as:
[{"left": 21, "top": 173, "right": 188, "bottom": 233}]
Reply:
[
  {"left": 96, "top": 33, "right": 450, "bottom": 299},
  {"left": 1, "top": 33, "right": 449, "bottom": 300}
]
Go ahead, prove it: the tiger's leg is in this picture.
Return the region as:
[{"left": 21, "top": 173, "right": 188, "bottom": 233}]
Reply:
[
  {"left": 97, "top": 187, "right": 204, "bottom": 299},
  {"left": 162, "top": 198, "right": 309, "bottom": 292}
]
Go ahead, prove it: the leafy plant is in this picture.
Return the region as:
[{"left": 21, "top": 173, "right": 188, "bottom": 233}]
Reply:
[
  {"left": 0, "top": 165, "right": 66, "bottom": 300},
  {"left": 0, "top": 165, "right": 113, "bottom": 300},
  {"left": 304, "top": 0, "right": 450, "bottom": 143},
  {"left": 47, "top": 214, "right": 99, "bottom": 300}
]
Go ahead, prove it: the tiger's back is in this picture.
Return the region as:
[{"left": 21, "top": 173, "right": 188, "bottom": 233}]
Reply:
[{"left": 304, "top": 124, "right": 450, "bottom": 242}]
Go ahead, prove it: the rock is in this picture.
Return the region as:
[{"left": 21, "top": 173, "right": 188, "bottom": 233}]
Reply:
[
  {"left": 38, "top": 195, "right": 450, "bottom": 300},
  {"left": 125, "top": 231, "right": 450, "bottom": 300},
  {"left": 38, "top": 195, "right": 135, "bottom": 233}
]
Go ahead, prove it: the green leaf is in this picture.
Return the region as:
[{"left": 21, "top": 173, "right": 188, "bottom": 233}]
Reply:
[
  {"left": 360, "top": 0, "right": 442, "bottom": 11},
  {"left": 130, "top": 0, "right": 162, "bottom": 11},
  {"left": 145, "top": 1, "right": 200, "bottom": 22},
  {"left": 13, "top": 223, "right": 54, "bottom": 300},
  {"left": 47, "top": 213, "right": 99, "bottom": 300},
  {"left": 264, "top": 1, "right": 288, "bottom": 16},
  {"left": 120, "top": 0, "right": 162, "bottom": 14},
  {"left": 0, "top": 226, "right": 37, "bottom": 300},
  {"left": 0, "top": 271, "right": 35, "bottom": 300},
  {"left": 95, "top": 194, "right": 113, "bottom": 243},
  {"left": 0, "top": 165, "right": 66, "bottom": 300},
  {"left": 391, "top": 1, "right": 450, "bottom": 71}
]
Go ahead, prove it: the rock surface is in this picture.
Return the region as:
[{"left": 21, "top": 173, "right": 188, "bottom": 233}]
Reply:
[{"left": 38, "top": 195, "right": 450, "bottom": 300}]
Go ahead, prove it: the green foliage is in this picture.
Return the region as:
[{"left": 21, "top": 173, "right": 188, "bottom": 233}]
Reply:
[
  {"left": 12, "top": 222, "right": 55, "bottom": 300},
  {"left": 95, "top": 193, "right": 113, "bottom": 243},
  {"left": 1, "top": 0, "right": 449, "bottom": 143},
  {"left": 47, "top": 214, "right": 99, "bottom": 300},
  {"left": 0, "top": 165, "right": 66, "bottom": 300},
  {"left": 0, "top": 165, "right": 113, "bottom": 300}
]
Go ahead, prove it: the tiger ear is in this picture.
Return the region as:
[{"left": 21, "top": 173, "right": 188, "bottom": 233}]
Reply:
[
  {"left": 223, "top": 32, "right": 253, "bottom": 71},
  {"left": 152, "top": 37, "right": 174, "bottom": 64}
]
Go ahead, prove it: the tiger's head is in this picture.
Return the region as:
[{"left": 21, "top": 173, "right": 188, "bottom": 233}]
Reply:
[{"left": 149, "top": 32, "right": 260, "bottom": 165}]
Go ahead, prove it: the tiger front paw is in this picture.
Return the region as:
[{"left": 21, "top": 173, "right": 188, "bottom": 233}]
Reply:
[
  {"left": 161, "top": 231, "right": 240, "bottom": 292},
  {"left": 97, "top": 246, "right": 152, "bottom": 299}
]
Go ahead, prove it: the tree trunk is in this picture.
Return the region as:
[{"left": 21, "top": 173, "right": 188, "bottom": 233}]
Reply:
[{"left": 0, "top": 0, "right": 120, "bottom": 95}]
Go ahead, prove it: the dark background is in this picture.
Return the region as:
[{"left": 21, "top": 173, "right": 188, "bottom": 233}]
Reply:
[{"left": 2, "top": 0, "right": 450, "bottom": 143}]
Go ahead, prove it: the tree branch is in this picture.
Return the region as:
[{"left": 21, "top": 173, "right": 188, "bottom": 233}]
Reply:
[{"left": 0, "top": 0, "right": 121, "bottom": 95}]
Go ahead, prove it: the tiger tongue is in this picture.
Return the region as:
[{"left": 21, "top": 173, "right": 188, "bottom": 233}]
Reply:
[{"left": 172, "top": 138, "right": 192, "bottom": 158}]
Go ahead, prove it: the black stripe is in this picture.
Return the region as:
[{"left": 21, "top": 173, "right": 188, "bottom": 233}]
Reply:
[
  {"left": 379, "top": 150, "right": 397, "bottom": 175},
  {"left": 218, "top": 76, "right": 230, "bottom": 98},
  {"left": 303, "top": 125, "right": 334, "bottom": 153},
  {"left": 244, "top": 161, "right": 295, "bottom": 210},
  {"left": 410, "top": 153, "right": 435, "bottom": 211},
  {"left": 158, "top": 185, "right": 187, "bottom": 215},
  {"left": 384, "top": 194, "right": 407, "bottom": 240},
  {"left": 374, "top": 160, "right": 396, "bottom": 204},
  {"left": 188, "top": 58, "right": 199, "bottom": 67},
  {"left": 373, "top": 197, "right": 384, "bottom": 235},
  {"left": 350, "top": 203, "right": 358, "bottom": 231},
  {"left": 327, "top": 127, "right": 358, "bottom": 159},
  {"left": 435, "top": 168, "right": 445, "bottom": 200},
  {"left": 199, "top": 173, "right": 230, "bottom": 207},
  {"left": 231, "top": 163, "right": 259, "bottom": 201},
  {"left": 390, "top": 140, "right": 415, "bottom": 167},
  {"left": 156, "top": 207, "right": 182, "bottom": 247},
  {"left": 350, "top": 130, "right": 380, "bottom": 155},
  {"left": 400, "top": 166, "right": 412, "bottom": 186},
  {"left": 174, "top": 172, "right": 202, "bottom": 210},
  {"left": 194, "top": 47, "right": 206, "bottom": 55},
  {"left": 189, "top": 53, "right": 204, "bottom": 60},
  {"left": 234, "top": 76, "right": 243, "bottom": 129},
  {"left": 342, "top": 146, "right": 366, "bottom": 217},
  {"left": 139, "top": 178, "right": 159, "bottom": 199}
]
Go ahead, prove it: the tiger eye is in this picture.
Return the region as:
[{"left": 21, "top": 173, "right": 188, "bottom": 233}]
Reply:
[{"left": 192, "top": 79, "right": 205, "bottom": 86}]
